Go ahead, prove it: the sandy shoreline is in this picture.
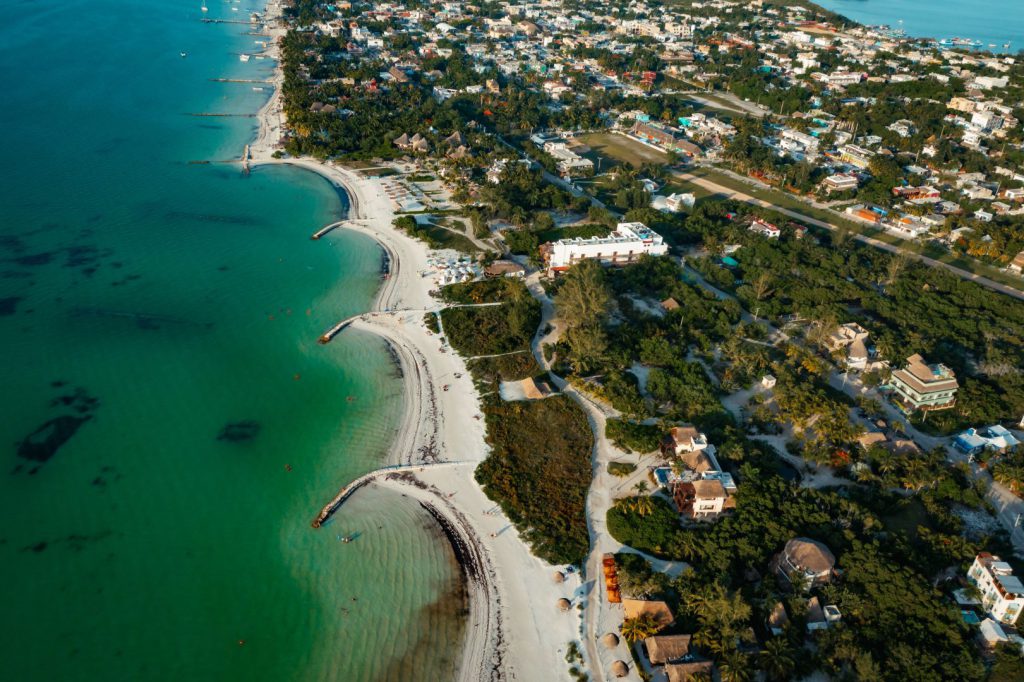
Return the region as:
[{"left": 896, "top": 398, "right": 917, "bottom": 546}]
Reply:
[{"left": 246, "top": 6, "right": 584, "bottom": 680}]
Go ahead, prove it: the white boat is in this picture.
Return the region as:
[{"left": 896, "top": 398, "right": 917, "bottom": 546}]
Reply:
[
  {"left": 201, "top": 1, "right": 208, "bottom": 11},
  {"left": 252, "top": 86, "right": 264, "bottom": 91},
  {"left": 239, "top": 53, "right": 250, "bottom": 62}
]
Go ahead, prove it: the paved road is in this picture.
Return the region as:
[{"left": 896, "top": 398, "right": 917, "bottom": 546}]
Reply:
[{"left": 675, "top": 170, "right": 1024, "bottom": 302}]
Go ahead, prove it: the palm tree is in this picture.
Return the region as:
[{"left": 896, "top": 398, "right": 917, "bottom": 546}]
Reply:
[
  {"left": 761, "top": 637, "right": 796, "bottom": 681},
  {"left": 633, "top": 481, "right": 650, "bottom": 495},
  {"left": 719, "top": 650, "right": 753, "bottom": 682},
  {"left": 634, "top": 495, "right": 654, "bottom": 517},
  {"left": 620, "top": 614, "right": 659, "bottom": 643}
]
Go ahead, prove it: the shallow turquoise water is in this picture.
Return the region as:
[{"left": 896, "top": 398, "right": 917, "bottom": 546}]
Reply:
[
  {"left": 0, "top": 1, "right": 463, "bottom": 680},
  {"left": 813, "top": 0, "right": 1024, "bottom": 51}
]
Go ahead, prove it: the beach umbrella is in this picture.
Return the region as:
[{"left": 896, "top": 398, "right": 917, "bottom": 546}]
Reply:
[
  {"left": 557, "top": 598, "right": 572, "bottom": 611},
  {"left": 611, "top": 660, "right": 629, "bottom": 677},
  {"left": 602, "top": 633, "right": 619, "bottom": 649}
]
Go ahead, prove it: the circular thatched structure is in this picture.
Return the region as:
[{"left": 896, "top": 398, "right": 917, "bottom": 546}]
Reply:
[
  {"left": 602, "top": 633, "right": 620, "bottom": 649},
  {"left": 553, "top": 571, "right": 565, "bottom": 583},
  {"left": 557, "top": 598, "right": 572, "bottom": 611},
  {"left": 611, "top": 660, "right": 629, "bottom": 678}
]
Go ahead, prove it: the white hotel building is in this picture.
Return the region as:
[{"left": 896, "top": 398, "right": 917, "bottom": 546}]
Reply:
[
  {"left": 543, "top": 222, "right": 668, "bottom": 275},
  {"left": 969, "top": 553, "right": 1024, "bottom": 626}
]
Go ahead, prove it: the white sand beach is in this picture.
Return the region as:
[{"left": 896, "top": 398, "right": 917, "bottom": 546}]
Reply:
[{"left": 247, "top": 8, "right": 585, "bottom": 679}]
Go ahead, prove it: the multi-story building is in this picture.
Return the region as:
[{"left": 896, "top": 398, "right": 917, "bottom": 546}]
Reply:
[
  {"left": 969, "top": 553, "right": 1024, "bottom": 625},
  {"left": 673, "top": 479, "right": 731, "bottom": 519},
  {"left": 890, "top": 353, "right": 958, "bottom": 412},
  {"left": 542, "top": 222, "right": 668, "bottom": 275},
  {"left": 839, "top": 144, "right": 875, "bottom": 169},
  {"left": 822, "top": 173, "right": 859, "bottom": 194}
]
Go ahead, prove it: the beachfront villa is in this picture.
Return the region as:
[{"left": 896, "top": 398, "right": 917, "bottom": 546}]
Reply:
[
  {"left": 889, "top": 353, "right": 959, "bottom": 412},
  {"left": 968, "top": 553, "right": 1024, "bottom": 626},
  {"left": 541, "top": 222, "right": 668, "bottom": 276}
]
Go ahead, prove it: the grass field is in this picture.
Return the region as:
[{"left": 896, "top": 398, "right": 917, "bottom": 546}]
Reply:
[{"left": 578, "top": 132, "right": 668, "bottom": 169}]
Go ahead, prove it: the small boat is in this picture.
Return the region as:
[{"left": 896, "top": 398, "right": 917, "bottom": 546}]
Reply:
[
  {"left": 239, "top": 53, "right": 250, "bottom": 62},
  {"left": 180, "top": 51, "right": 187, "bottom": 58},
  {"left": 232, "top": 6, "right": 239, "bottom": 11},
  {"left": 252, "top": 86, "right": 264, "bottom": 91},
  {"left": 338, "top": 534, "right": 356, "bottom": 543},
  {"left": 201, "top": 1, "right": 208, "bottom": 11}
]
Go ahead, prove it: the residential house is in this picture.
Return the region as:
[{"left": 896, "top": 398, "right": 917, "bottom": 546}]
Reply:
[
  {"left": 826, "top": 322, "right": 871, "bottom": 370},
  {"left": 969, "top": 553, "right": 1024, "bottom": 626},
  {"left": 772, "top": 537, "right": 836, "bottom": 589},
  {"left": 749, "top": 218, "right": 781, "bottom": 239},
  {"left": 672, "top": 479, "right": 733, "bottom": 519},
  {"left": 665, "top": 193, "right": 696, "bottom": 212},
  {"left": 661, "top": 425, "right": 710, "bottom": 456},
  {"left": 839, "top": 144, "right": 874, "bottom": 169},
  {"left": 822, "top": 173, "right": 859, "bottom": 194},
  {"left": 954, "top": 425, "right": 1021, "bottom": 456},
  {"left": 889, "top": 353, "right": 958, "bottom": 412}
]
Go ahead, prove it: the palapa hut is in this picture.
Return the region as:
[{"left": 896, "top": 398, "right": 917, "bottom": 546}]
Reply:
[
  {"left": 643, "top": 634, "right": 691, "bottom": 665},
  {"left": 557, "top": 598, "right": 572, "bottom": 611},
  {"left": 611, "top": 660, "right": 629, "bottom": 678},
  {"left": 602, "top": 633, "right": 620, "bottom": 649},
  {"left": 622, "top": 599, "right": 675, "bottom": 631},
  {"left": 666, "top": 660, "right": 714, "bottom": 682},
  {"left": 771, "top": 537, "right": 836, "bottom": 589},
  {"left": 553, "top": 571, "right": 565, "bottom": 583}
]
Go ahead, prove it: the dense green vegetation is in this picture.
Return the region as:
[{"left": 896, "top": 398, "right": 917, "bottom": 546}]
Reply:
[
  {"left": 475, "top": 395, "right": 593, "bottom": 564},
  {"left": 605, "top": 419, "right": 662, "bottom": 454},
  {"left": 688, "top": 203, "right": 1024, "bottom": 432},
  {"left": 440, "top": 280, "right": 540, "bottom": 357}
]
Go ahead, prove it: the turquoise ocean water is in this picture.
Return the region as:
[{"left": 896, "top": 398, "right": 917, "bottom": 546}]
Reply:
[
  {"left": 813, "top": 0, "right": 1024, "bottom": 52},
  {"left": 0, "top": 1, "right": 463, "bottom": 680}
]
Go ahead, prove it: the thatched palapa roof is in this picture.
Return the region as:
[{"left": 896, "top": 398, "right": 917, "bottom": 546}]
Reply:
[
  {"left": 666, "top": 660, "right": 714, "bottom": 682},
  {"left": 644, "top": 634, "right": 691, "bottom": 665},
  {"left": 622, "top": 599, "right": 675, "bottom": 630}
]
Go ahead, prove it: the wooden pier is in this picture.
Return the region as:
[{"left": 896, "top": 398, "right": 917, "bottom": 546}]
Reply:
[{"left": 210, "top": 78, "right": 272, "bottom": 83}]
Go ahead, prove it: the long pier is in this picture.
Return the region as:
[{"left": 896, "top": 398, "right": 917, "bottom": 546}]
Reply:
[
  {"left": 317, "top": 313, "right": 360, "bottom": 344},
  {"left": 311, "top": 219, "right": 346, "bottom": 240},
  {"left": 311, "top": 462, "right": 468, "bottom": 528},
  {"left": 186, "top": 112, "right": 257, "bottom": 118},
  {"left": 210, "top": 78, "right": 272, "bottom": 83},
  {"left": 201, "top": 18, "right": 254, "bottom": 25}
]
